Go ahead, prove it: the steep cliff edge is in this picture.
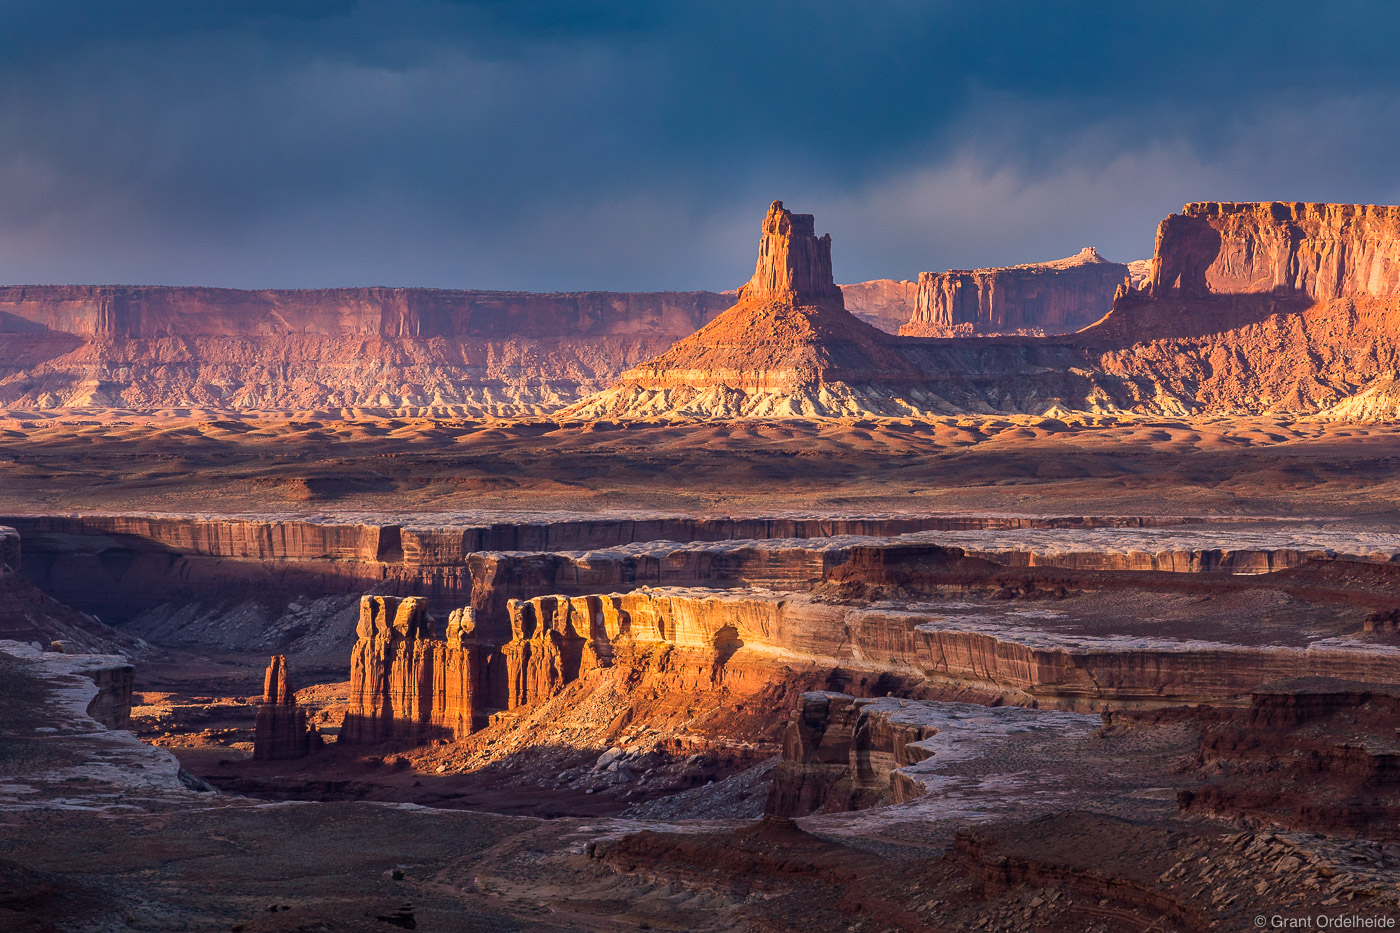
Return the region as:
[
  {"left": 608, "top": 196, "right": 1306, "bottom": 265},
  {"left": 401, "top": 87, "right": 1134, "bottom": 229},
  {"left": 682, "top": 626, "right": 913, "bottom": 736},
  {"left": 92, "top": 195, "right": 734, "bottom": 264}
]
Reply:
[
  {"left": 1147, "top": 202, "right": 1400, "bottom": 299},
  {"left": 1172, "top": 677, "right": 1400, "bottom": 838},
  {"left": 901, "top": 247, "right": 1129, "bottom": 336},
  {"left": 569, "top": 199, "right": 1400, "bottom": 419}
]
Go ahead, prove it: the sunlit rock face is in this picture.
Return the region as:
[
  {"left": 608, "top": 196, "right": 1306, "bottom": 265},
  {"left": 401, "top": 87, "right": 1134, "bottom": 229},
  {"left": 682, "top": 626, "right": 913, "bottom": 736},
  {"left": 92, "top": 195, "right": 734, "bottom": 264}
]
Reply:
[
  {"left": 902, "top": 247, "right": 1129, "bottom": 336},
  {"left": 565, "top": 201, "right": 941, "bottom": 418},
  {"left": 735, "top": 201, "right": 843, "bottom": 304},
  {"left": 1148, "top": 201, "right": 1400, "bottom": 299}
]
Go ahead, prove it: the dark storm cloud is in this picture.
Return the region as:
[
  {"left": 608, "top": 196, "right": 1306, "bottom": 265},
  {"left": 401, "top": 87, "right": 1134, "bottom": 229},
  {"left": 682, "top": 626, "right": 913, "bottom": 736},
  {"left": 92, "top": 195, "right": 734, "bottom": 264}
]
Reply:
[{"left": 1, "top": 0, "right": 1398, "bottom": 289}]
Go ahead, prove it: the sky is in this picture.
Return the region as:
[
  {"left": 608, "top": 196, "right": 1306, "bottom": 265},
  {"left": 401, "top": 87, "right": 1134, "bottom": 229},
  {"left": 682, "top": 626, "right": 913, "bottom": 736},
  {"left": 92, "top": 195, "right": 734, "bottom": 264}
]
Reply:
[{"left": 2, "top": 0, "right": 1399, "bottom": 291}]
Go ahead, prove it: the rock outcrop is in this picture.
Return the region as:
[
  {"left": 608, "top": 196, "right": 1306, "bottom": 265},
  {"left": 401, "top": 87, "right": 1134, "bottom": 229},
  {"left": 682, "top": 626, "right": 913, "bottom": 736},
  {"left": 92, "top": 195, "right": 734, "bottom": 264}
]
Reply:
[
  {"left": 253, "top": 654, "right": 320, "bottom": 760},
  {"left": 1174, "top": 677, "right": 1400, "bottom": 838},
  {"left": 340, "top": 597, "right": 471, "bottom": 744},
  {"left": 900, "top": 247, "right": 1129, "bottom": 336},
  {"left": 1147, "top": 201, "right": 1400, "bottom": 299},
  {"left": 0, "top": 526, "right": 16, "bottom": 576},
  {"left": 566, "top": 201, "right": 939, "bottom": 418},
  {"left": 0, "top": 525, "right": 139, "bottom": 655},
  {"left": 837, "top": 279, "right": 917, "bottom": 333},
  {"left": 766, "top": 692, "right": 938, "bottom": 816}
]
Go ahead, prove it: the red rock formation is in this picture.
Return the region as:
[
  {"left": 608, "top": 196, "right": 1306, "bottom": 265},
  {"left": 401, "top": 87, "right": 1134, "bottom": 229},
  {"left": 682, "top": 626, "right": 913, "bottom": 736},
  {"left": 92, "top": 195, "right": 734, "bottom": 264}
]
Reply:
[
  {"left": 1148, "top": 201, "right": 1400, "bottom": 299},
  {"left": 0, "top": 286, "right": 731, "bottom": 339},
  {"left": 901, "top": 247, "right": 1129, "bottom": 336},
  {"left": 1175, "top": 678, "right": 1400, "bottom": 838},
  {"left": 567, "top": 201, "right": 933, "bottom": 418},
  {"left": 342, "top": 597, "right": 464, "bottom": 743},
  {"left": 837, "top": 279, "right": 917, "bottom": 333},
  {"left": 340, "top": 588, "right": 806, "bottom": 745},
  {"left": 766, "top": 692, "right": 938, "bottom": 816},
  {"left": 0, "top": 286, "right": 732, "bottom": 413},
  {"left": 253, "top": 654, "right": 320, "bottom": 760},
  {"left": 736, "top": 202, "right": 843, "bottom": 304}
]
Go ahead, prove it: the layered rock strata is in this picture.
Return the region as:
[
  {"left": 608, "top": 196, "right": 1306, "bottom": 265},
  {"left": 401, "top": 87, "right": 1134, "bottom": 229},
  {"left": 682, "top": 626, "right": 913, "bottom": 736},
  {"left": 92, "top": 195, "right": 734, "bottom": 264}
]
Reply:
[
  {"left": 766, "top": 692, "right": 938, "bottom": 815},
  {"left": 342, "top": 588, "right": 826, "bottom": 744},
  {"left": 5, "top": 512, "right": 1203, "bottom": 623},
  {"left": 342, "top": 572, "right": 1400, "bottom": 748},
  {"left": 253, "top": 654, "right": 320, "bottom": 761},
  {"left": 1174, "top": 677, "right": 1400, "bottom": 838},
  {"left": 837, "top": 279, "right": 917, "bottom": 333},
  {"left": 571, "top": 199, "right": 1400, "bottom": 418},
  {"left": 901, "top": 247, "right": 1129, "bottom": 336},
  {"left": 1148, "top": 201, "right": 1400, "bottom": 299},
  {"left": 0, "top": 286, "right": 732, "bottom": 339},
  {"left": 0, "top": 286, "right": 733, "bottom": 413}
]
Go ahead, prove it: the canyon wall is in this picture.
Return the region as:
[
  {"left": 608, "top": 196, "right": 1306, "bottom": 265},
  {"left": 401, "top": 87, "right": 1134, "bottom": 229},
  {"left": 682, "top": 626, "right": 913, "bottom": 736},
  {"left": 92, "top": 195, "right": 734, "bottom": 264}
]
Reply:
[
  {"left": 340, "top": 582, "right": 1400, "bottom": 748},
  {"left": 1148, "top": 202, "right": 1400, "bottom": 299},
  {"left": 340, "top": 590, "right": 775, "bottom": 743},
  {"left": 901, "top": 248, "right": 1128, "bottom": 336},
  {"left": 0, "top": 526, "right": 16, "bottom": 575},
  {"left": 1175, "top": 678, "right": 1400, "bottom": 838},
  {"left": 9, "top": 510, "right": 1392, "bottom": 632},
  {"left": 766, "top": 692, "right": 938, "bottom": 816}
]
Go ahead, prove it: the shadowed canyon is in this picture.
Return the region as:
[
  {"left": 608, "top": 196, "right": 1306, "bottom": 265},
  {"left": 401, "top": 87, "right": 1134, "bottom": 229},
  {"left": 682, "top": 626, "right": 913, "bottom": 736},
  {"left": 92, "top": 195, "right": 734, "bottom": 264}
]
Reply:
[{"left": 7, "top": 197, "right": 1400, "bottom": 933}]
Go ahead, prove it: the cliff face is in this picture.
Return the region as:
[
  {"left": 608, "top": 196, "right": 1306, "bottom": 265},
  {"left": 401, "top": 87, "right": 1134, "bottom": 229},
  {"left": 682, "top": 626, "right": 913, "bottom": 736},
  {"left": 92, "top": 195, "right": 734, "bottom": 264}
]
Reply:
[
  {"left": 766, "top": 692, "right": 938, "bottom": 816},
  {"left": 735, "top": 203, "right": 842, "bottom": 304},
  {"left": 0, "top": 286, "right": 731, "bottom": 339},
  {"left": 1148, "top": 202, "right": 1400, "bottom": 299},
  {"left": 1103, "top": 677, "right": 1400, "bottom": 840},
  {"left": 837, "top": 279, "right": 917, "bottom": 333},
  {"left": 0, "top": 527, "right": 16, "bottom": 576},
  {"left": 340, "top": 573, "right": 1400, "bottom": 748},
  {"left": 0, "top": 287, "right": 732, "bottom": 414},
  {"left": 901, "top": 247, "right": 1129, "bottom": 336},
  {"left": 253, "top": 654, "right": 320, "bottom": 760},
  {"left": 341, "top": 590, "right": 784, "bottom": 744}
]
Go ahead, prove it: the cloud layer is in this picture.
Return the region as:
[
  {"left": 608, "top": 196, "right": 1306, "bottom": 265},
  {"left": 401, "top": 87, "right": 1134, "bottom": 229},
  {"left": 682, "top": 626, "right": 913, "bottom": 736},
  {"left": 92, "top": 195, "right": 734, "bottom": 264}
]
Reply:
[{"left": 2, "top": 1, "right": 1398, "bottom": 290}]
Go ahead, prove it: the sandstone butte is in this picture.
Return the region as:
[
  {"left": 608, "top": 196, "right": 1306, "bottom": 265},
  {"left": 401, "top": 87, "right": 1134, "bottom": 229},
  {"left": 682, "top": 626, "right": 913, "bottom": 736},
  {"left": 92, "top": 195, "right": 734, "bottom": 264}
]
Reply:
[
  {"left": 563, "top": 201, "right": 940, "bottom": 418},
  {"left": 253, "top": 654, "right": 320, "bottom": 761},
  {"left": 899, "top": 246, "right": 1129, "bottom": 336}
]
